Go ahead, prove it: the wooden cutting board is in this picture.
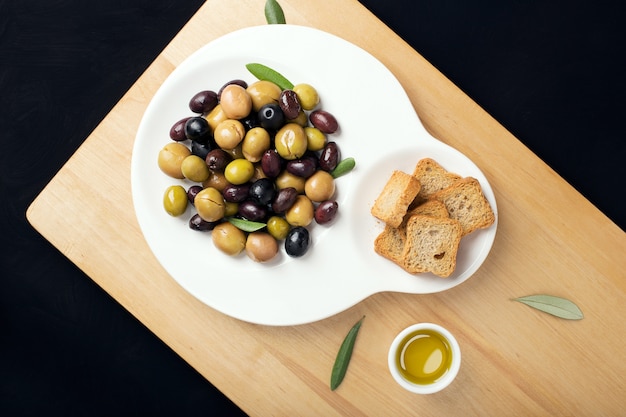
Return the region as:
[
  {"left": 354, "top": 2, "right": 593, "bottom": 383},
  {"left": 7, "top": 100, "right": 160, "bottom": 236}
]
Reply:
[{"left": 27, "top": 0, "right": 626, "bottom": 415}]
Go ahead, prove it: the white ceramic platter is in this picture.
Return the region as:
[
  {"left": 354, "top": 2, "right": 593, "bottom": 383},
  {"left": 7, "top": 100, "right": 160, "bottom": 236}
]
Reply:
[{"left": 131, "top": 25, "right": 498, "bottom": 326}]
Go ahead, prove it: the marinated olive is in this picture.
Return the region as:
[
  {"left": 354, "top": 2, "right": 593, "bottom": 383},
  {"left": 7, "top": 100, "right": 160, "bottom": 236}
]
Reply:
[
  {"left": 189, "top": 90, "right": 218, "bottom": 114},
  {"left": 238, "top": 200, "right": 268, "bottom": 222},
  {"left": 245, "top": 232, "right": 279, "bottom": 262},
  {"left": 222, "top": 183, "right": 251, "bottom": 203},
  {"left": 319, "top": 141, "right": 340, "bottom": 172},
  {"left": 181, "top": 155, "right": 210, "bottom": 182},
  {"left": 249, "top": 178, "right": 276, "bottom": 205},
  {"left": 212, "top": 222, "right": 246, "bottom": 256},
  {"left": 304, "top": 126, "right": 326, "bottom": 151},
  {"left": 158, "top": 142, "right": 191, "bottom": 179},
  {"left": 220, "top": 84, "right": 252, "bottom": 120},
  {"left": 194, "top": 187, "right": 225, "bottom": 222},
  {"left": 286, "top": 156, "right": 317, "bottom": 178},
  {"left": 169, "top": 117, "right": 191, "bottom": 141},
  {"left": 205, "top": 149, "right": 232, "bottom": 171},
  {"left": 275, "top": 170, "right": 305, "bottom": 193},
  {"left": 217, "top": 79, "right": 248, "bottom": 100},
  {"left": 224, "top": 159, "right": 254, "bottom": 185},
  {"left": 258, "top": 103, "right": 285, "bottom": 131},
  {"left": 285, "top": 195, "right": 314, "bottom": 227},
  {"left": 304, "top": 170, "right": 335, "bottom": 202},
  {"left": 271, "top": 187, "right": 298, "bottom": 213},
  {"left": 189, "top": 213, "right": 218, "bottom": 231},
  {"left": 247, "top": 80, "right": 281, "bottom": 112},
  {"left": 285, "top": 226, "right": 310, "bottom": 257},
  {"left": 163, "top": 185, "right": 188, "bottom": 217},
  {"left": 267, "top": 216, "right": 290, "bottom": 240},
  {"left": 309, "top": 110, "right": 339, "bottom": 134},
  {"left": 315, "top": 200, "right": 339, "bottom": 225},
  {"left": 275, "top": 123, "right": 307, "bottom": 160},
  {"left": 293, "top": 83, "right": 319, "bottom": 110},
  {"left": 185, "top": 116, "right": 210, "bottom": 141},
  {"left": 278, "top": 89, "right": 301, "bottom": 119},
  {"left": 205, "top": 104, "right": 227, "bottom": 133},
  {"left": 186, "top": 185, "right": 203, "bottom": 204},
  {"left": 202, "top": 170, "right": 229, "bottom": 192},
  {"left": 241, "top": 127, "right": 270, "bottom": 162},
  {"left": 261, "top": 149, "right": 282, "bottom": 178},
  {"left": 213, "top": 119, "right": 246, "bottom": 150}
]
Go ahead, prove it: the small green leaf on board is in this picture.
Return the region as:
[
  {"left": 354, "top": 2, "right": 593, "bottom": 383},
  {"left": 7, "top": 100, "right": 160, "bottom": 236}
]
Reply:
[
  {"left": 513, "top": 294, "right": 583, "bottom": 320},
  {"left": 265, "top": 0, "right": 286, "bottom": 24},
  {"left": 330, "top": 316, "right": 365, "bottom": 390}
]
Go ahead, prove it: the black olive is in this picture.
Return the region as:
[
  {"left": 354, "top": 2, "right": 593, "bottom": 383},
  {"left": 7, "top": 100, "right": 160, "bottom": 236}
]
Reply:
[
  {"left": 249, "top": 178, "right": 276, "bottom": 205},
  {"left": 184, "top": 117, "right": 210, "bottom": 141},
  {"left": 285, "top": 226, "right": 310, "bottom": 257},
  {"left": 258, "top": 103, "right": 285, "bottom": 131},
  {"left": 188, "top": 214, "right": 218, "bottom": 231}
]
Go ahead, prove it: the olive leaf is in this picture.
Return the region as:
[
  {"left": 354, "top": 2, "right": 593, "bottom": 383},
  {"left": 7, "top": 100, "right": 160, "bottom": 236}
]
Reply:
[
  {"left": 330, "top": 316, "right": 365, "bottom": 390},
  {"left": 245, "top": 63, "right": 294, "bottom": 91},
  {"left": 330, "top": 157, "right": 356, "bottom": 179},
  {"left": 513, "top": 294, "right": 583, "bottom": 320},
  {"left": 265, "top": 0, "right": 286, "bottom": 24},
  {"left": 227, "top": 217, "right": 266, "bottom": 232}
]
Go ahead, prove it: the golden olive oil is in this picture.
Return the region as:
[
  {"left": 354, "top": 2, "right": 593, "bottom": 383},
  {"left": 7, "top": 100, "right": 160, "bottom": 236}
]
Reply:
[{"left": 396, "top": 329, "right": 452, "bottom": 385}]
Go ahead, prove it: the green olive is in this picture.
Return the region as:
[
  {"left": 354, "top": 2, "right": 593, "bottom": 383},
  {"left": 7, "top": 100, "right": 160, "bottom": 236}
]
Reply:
[
  {"left": 288, "top": 110, "right": 308, "bottom": 127},
  {"left": 246, "top": 80, "right": 281, "bottom": 112},
  {"left": 194, "top": 187, "right": 225, "bottom": 222},
  {"left": 275, "top": 123, "right": 307, "bottom": 160},
  {"left": 267, "top": 216, "right": 290, "bottom": 240},
  {"left": 202, "top": 171, "right": 230, "bottom": 192},
  {"left": 304, "top": 126, "right": 327, "bottom": 151},
  {"left": 214, "top": 119, "right": 245, "bottom": 150},
  {"left": 205, "top": 104, "right": 227, "bottom": 133},
  {"left": 181, "top": 155, "right": 210, "bottom": 182},
  {"left": 158, "top": 142, "right": 191, "bottom": 179},
  {"left": 245, "top": 232, "right": 279, "bottom": 262},
  {"left": 242, "top": 127, "right": 271, "bottom": 162},
  {"left": 285, "top": 195, "right": 314, "bottom": 227},
  {"left": 305, "top": 170, "right": 335, "bottom": 202},
  {"left": 224, "top": 158, "right": 255, "bottom": 185},
  {"left": 224, "top": 201, "right": 239, "bottom": 217},
  {"left": 275, "top": 170, "right": 305, "bottom": 193},
  {"left": 293, "top": 83, "right": 319, "bottom": 110},
  {"left": 219, "top": 84, "right": 252, "bottom": 120},
  {"left": 163, "top": 185, "right": 188, "bottom": 216},
  {"left": 212, "top": 222, "right": 246, "bottom": 256}
]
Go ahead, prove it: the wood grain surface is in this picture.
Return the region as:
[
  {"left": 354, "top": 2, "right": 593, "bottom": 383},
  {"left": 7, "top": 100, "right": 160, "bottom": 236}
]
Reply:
[{"left": 25, "top": 0, "right": 626, "bottom": 415}]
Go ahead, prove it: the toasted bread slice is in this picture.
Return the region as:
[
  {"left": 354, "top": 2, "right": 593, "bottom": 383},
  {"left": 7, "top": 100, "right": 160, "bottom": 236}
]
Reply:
[
  {"left": 374, "top": 224, "right": 406, "bottom": 264},
  {"left": 401, "top": 214, "right": 463, "bottom": 277},
  {"left": 431, "top": 177, "right": 495, "bottom": 236},
  {"left": 411, "top": 158, "right": 462, "bottom": 204},
  {"left": 371, "top": 170, "right": 421, "bottom": 228},
  {"left": 405, "top": 199, "right": 449, "bottom": 220}
]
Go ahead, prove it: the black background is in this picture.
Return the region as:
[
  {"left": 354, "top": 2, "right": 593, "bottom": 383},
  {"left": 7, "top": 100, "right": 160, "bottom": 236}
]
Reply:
[{"left": 1, "top": 1, "right": 624, "bottom": 416}]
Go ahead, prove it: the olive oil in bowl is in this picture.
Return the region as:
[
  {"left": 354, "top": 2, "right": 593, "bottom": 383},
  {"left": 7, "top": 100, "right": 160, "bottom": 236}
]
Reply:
[{"left": 388, "top": 323, "right": 461, "bottom": 394}]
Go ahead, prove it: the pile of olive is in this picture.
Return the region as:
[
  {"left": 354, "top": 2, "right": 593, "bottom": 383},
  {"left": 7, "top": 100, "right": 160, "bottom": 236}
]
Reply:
[{"left": 158, "top": 71, "right": 347, "bottom": 262}]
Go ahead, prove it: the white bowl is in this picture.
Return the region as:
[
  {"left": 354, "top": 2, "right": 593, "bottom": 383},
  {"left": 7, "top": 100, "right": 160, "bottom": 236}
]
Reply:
[{"left": 388, "top": 323, "right": 461, "bottom": 394}]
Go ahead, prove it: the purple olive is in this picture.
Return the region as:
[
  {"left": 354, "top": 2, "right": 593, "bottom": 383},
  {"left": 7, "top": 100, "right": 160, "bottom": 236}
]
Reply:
[
  {"left": 314, "top": 200, "right": 339, "bottom": 224},
  {"left": 271, "top": 187, "right": 298, "bottom": 213},
  {"left": 169, "top": 117, "right": 191, "bottom": 141},
  {"left": 278, "top": 90, "right": 301, "bottom": 120},
  {"left": 189, "top": 90, "right": 218, "bottom": 114},
  {"left": 319, "top": 141, "right": 340, "bottom": 172},
  {"left": 309, "top": 110, "right": 339, "bottom": 134},
  {"left": 261, "top": 149, "right": 282, "bottom": 178},
  {"left": 286, "top": 157, "right": 317, "bottom": 178},
  {"left": 205, "top": 149, "right": 232, "bottom": 171},
  {"left": 238, "top": 200, "right": 268, "bottom": 222},
  {"left": 222, "top": 183, "right": 251, "bottom": 203}
]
